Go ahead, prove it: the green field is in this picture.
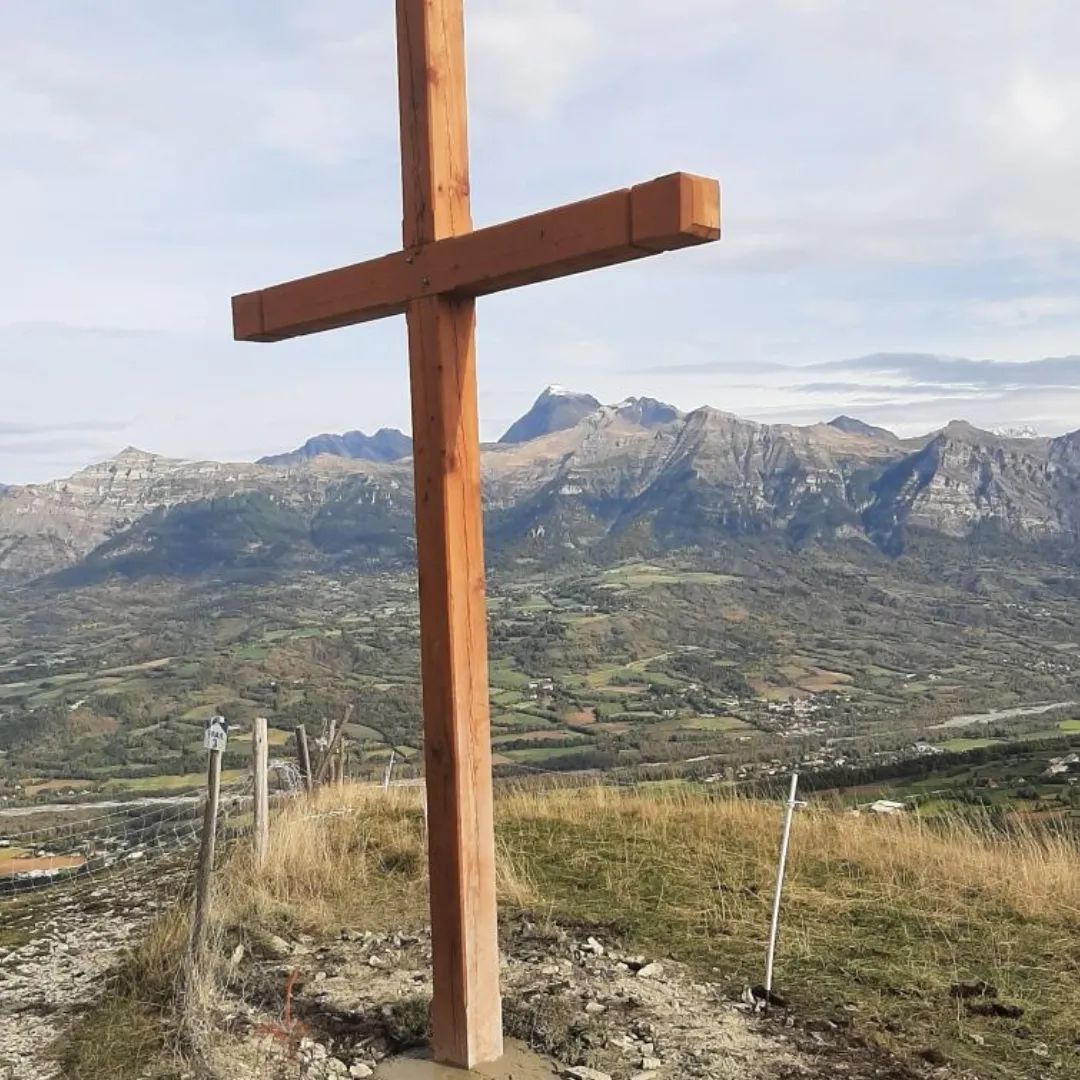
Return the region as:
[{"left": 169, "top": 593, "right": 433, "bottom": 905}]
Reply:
[{"left": 937, "top": 737, "right": 1002, "bottom": 751}]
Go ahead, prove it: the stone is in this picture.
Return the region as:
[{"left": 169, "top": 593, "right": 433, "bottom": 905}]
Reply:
[
  {"left": 584, "top": 1001, "right": 606, "bottom": 1014},
  {"left": 563, "top": 1069, "right": 612, "bottom": 1080},
  {"left": 349, "top": 1065, "right": 374, "bottom": 1078},
  {"left": 640, "top": 1057, "right": 662, "bottom": 1070},
  {"left": 255, "top": 933, "right": 292, "bottom": 960},
  {"left": 636, "top": 962, "right": 664, "bottom": 979}
]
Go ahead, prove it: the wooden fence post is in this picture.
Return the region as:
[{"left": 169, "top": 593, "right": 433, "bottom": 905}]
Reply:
[
  {"left": 189, "top": 742, "right": 223, "bottom": 966},
  {"left": 326, "top": 715, "right": 337, "bottom": 785},
  {"left": 252, "top": 717, "right": 269, "bottom": 867},
  {"left": 313, "top": 717, "right": 348, "bottom": 787},
  {"left": 295, "top": 725, "right": 313, "bottom": 793}
]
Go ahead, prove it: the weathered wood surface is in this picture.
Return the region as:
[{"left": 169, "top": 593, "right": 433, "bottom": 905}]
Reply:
[
  {"left": 295, "top": 725, "right": 313, "bottom": 793},
  {"left": 252, "top": 717, "right": 269, "bottom": 866},
  {"left": 314, "top": 705, "right": 352, "bottom": 787},
  {"left": 189, "top": 747, "right": 222, "bottom": 965}
]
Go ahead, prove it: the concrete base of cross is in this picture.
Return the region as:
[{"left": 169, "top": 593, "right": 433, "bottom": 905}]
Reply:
[{"left": 375, "top": 1039, "right": 557, "bottom": 1078}]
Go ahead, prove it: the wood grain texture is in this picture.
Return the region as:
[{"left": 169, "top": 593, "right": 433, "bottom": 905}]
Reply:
[
  {"left": 408, "top": 293, "right": 502, "bottom": 1067},
  {"left": 631, "top": 172, "right": 721, "bottom": 251},
  {"left": 294, "top": 725, "right": 313, "bottom": 793},
  {"left": 252, "top": 716, "right": 269, "bottom": 867},
  {"left": 398, "top": 0, "right": 503, "bottom": 1066},
  {"left": 189, "top": 748, "right": 221, "bottom": 966},
  {"left": 232, "top": 174, "right": 720, "bottom": 342}
]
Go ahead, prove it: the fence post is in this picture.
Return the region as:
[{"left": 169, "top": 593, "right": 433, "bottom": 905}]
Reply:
[
  {"left": 295, "top": 725, "right": 313, "bottom": 793},
  {"left": 189, "top": 742, "right": 223, "bottom": 967},
  {"left": 383, "top": 748, "right": 397, "bottom": 791},
  {"left": 252, "top": 717, "right": 269, "bottom": 867},
  {"left": 326, "top": 715, "right": 337, "bottom": 785},
  {"left": 313, "top": 716, "right": 348, "bottom": 786},
  {"left": 764, "top": 771, "right": 801, "bottom": 1008}
]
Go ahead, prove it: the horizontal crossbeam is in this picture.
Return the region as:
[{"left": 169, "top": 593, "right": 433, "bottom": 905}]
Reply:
[{"left": 233, "top": 172, "right": 719, "bottom": 342}]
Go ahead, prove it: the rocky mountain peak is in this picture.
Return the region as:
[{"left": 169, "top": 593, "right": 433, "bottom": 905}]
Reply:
[
  {"left": 498, "top": 387, "right": 602, "bottom": 445},
  {"left": 111, "top": 446, "right": 163, "bottom": 464},
  {"left": 827, "top": 416, "right": 897, "bottom": 442},
  {"left": 612, "top": 396, "right": 683, "bottom": 427}
]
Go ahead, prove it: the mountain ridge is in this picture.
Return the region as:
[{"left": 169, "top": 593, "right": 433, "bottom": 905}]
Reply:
[
  {"left": 2, "top": 391, "right": 1078, "bottom": 584},
  {"left": 258, "top": 427, "right": 412, "bottom": 466}
]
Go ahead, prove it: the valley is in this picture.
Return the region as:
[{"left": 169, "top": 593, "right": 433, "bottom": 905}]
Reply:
[
  {"left": 1, "top": 389, "right": 1078, "bottom": 815},
  {"left": 1, "top": 540, "right": 1077, "bottom": 817}
]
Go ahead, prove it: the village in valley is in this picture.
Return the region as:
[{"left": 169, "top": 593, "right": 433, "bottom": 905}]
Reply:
[{"left": 2, "top": 544, "right": 1078, "bottom": 835}]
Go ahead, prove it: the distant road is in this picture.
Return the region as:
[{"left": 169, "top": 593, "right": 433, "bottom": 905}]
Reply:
[{"left": 0, "top": 794, "right": 199, "bottom": 820}]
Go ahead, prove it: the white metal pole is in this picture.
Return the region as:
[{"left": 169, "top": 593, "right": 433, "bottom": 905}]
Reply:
[
  {"left": 764, "top": 771, "right": 800, "bottom": 1004},
  {"left": 383, "top": 748, "right": 397, "bottom": 791}
]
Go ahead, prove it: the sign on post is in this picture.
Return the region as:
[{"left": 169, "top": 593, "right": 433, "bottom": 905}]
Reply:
[{"left": 203, "top": 715, "right": 229, "bottom": 753}]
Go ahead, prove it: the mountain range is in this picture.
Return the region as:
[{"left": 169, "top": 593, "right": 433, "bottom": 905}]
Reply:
[{"left": 1, "top": 388, "right": 1077, "bottom": 585}]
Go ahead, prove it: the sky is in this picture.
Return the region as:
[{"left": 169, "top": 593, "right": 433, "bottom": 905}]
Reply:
[{"left": 2, "top": 0, "right": 1079, "bottom": 484}]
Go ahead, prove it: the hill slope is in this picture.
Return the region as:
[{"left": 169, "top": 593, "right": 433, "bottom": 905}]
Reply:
[{"left": 63, "top": 784, "right": 1080, "bottom": 1080}]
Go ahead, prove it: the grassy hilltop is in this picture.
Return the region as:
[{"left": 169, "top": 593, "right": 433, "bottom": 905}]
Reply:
[{"left": 65, "top": 784, "right": 1080, "bottom": 1079}]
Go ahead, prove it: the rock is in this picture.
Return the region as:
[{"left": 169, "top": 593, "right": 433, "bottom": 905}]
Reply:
[
  {"left": 582, "top": 936, "right": 605, "bottom": 956},
  {"left": 349, "top": 1065, "right": 374, "bottom": 1078},
  {"left": 640, "top": 1057, "right": 662, "bottom": 1070},
  {"left": 636, "top": 962, "right": 664, "bottom": 979},
  {"left": 254, "top": 933, "right": 292, "bottom": 960},
  {"left": 585, "top": 1001, "right": 606, "bottom": 1014},
  {"left": 563, "top": 1069, "right": 612, "bottom": 1080},
  {"left": 230, "top": 943, "right": 245, "bottom": 965},
  {"left": 368, "top": 954, "right": 387, "bottom": 968},
  {"left": 326, "top": 1058, "right": 348, "bottom": 1075},
  {"left": 967, "top": 1000, "right": 1025, "bottom": 1019}
]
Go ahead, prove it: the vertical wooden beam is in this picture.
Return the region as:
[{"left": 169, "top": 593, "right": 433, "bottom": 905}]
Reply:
[
  {"left": 397, "top": 0, "right": 502, "bottom": 1066},
  {"left": 252, "top": 717, "right": 269, "bottom": 867},
  {"left": 295, "top": 725, "right": 313, "bottom": 793},
  {"left": 189, "top": 747, "right": 222, "bottom": 965},
  {"left": 326, "top": 715, "right": 337, "bottom": 786}
]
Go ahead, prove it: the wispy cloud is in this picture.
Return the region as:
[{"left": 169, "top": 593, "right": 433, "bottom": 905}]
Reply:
[{"left": 0, "top": 419, "right": 129, "bottom": 438}]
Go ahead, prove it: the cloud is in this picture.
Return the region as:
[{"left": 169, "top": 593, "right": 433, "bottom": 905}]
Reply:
[
  {"left": 0, "top": 419, "right": 129, "bottom": 438},
  {"left": 820, "top": 353, "right": 1080, "bottom": 389},
  {"left": 469, "top": 3, "right": 597, "bottom": 120}
]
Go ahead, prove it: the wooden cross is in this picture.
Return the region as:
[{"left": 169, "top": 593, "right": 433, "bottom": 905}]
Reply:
[{"left": 232, "top": 0, "right": 720, "bottom": 1068}]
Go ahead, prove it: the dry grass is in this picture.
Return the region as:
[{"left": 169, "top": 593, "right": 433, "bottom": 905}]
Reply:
[
  {"left": 58, "top": 782, "right": 1080, "bottom": 1078},
  {"left": 494, "top": 786, "right": 1080, "bottom": 1074},
  {"left": 218, "top": 785, "right": 430, "bottom": 936}
]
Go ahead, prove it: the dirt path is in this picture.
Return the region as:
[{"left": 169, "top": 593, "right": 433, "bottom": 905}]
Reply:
[{"left": 0, "top": 864, "right": 184, "bottom": 1080}]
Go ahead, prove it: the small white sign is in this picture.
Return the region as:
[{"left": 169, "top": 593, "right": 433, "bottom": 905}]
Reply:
[{"left": 204, "top": 715, "right": 229, "bottom": 752}]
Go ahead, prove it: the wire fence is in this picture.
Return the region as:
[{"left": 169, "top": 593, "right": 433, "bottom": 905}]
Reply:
[{"left": 0, "top": 776, "right": 253, "bottom": 901}]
